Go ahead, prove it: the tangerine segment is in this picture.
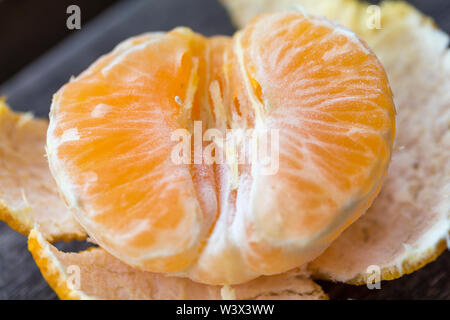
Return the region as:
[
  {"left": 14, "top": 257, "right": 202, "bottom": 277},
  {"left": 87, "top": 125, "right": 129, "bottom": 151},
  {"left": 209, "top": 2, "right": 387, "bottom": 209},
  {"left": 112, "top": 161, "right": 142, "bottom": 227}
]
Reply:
[
  {"left": 236, "top": 13, "right": 394, "bottom": 271},
  {"left": 47, "top": 13, "right": 395, "bottom": 284},
  {"left": 48, "top": 30, "right": 215, "bottom": 272}
]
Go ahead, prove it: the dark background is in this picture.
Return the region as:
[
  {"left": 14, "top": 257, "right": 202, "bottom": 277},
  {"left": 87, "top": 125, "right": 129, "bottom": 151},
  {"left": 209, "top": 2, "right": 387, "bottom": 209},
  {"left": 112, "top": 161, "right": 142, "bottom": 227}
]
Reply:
[{"left": 0, "top": 0, "right": 448, "bottom": 299}]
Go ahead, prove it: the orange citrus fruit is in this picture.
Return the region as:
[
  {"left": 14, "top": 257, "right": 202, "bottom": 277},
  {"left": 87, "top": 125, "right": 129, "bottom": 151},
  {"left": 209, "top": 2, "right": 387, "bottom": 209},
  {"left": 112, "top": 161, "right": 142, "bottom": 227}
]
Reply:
[{"left": 47, "top": 12, "right": 395, "bottom": 285}]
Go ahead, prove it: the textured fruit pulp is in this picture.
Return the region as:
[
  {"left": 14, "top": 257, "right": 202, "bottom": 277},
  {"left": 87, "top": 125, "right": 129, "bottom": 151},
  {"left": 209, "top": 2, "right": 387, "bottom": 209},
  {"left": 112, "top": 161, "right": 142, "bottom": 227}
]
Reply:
[{"left": 47, "top": 13, "right": 395, "bottom": 285}]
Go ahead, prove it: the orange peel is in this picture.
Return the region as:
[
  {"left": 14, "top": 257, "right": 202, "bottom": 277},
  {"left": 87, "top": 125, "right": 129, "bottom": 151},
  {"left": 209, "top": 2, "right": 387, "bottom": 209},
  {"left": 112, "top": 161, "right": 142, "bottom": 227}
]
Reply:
[
  {"left": 28, "top": 228, "right": 327, "bottom": 300},
  {"left": 0, "top": 100, "right": 85, "bottom": 242}
]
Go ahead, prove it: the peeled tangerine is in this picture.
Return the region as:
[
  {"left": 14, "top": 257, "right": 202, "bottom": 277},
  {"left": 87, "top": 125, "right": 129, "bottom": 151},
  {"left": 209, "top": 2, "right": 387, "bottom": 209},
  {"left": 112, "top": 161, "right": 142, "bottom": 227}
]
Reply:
[{"left": 46, "top": 12, "right": 395, "bottom": 285}]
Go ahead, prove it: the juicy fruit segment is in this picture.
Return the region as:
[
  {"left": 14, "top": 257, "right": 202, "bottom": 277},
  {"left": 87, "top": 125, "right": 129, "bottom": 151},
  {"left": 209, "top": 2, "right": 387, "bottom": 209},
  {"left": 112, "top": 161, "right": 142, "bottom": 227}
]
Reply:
[
  {"left": 239, "top": 13, "right": 393, "bottom": 260},
  {"left": 47, "top": 13, "right": 395, "bottom": 284},
  {"left": 49, "top": 31, "right": 214, "bottom": 273}
]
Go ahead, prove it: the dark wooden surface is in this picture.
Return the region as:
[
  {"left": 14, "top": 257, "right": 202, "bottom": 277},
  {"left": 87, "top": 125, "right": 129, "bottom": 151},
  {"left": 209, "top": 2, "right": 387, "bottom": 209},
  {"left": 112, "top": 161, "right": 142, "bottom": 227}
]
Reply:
[
  {"left": 0, "top": 0, "right": 119, "bottom": 84},
  {"left": 0, "top": 0, "right": 448, "bottom": 300}
]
